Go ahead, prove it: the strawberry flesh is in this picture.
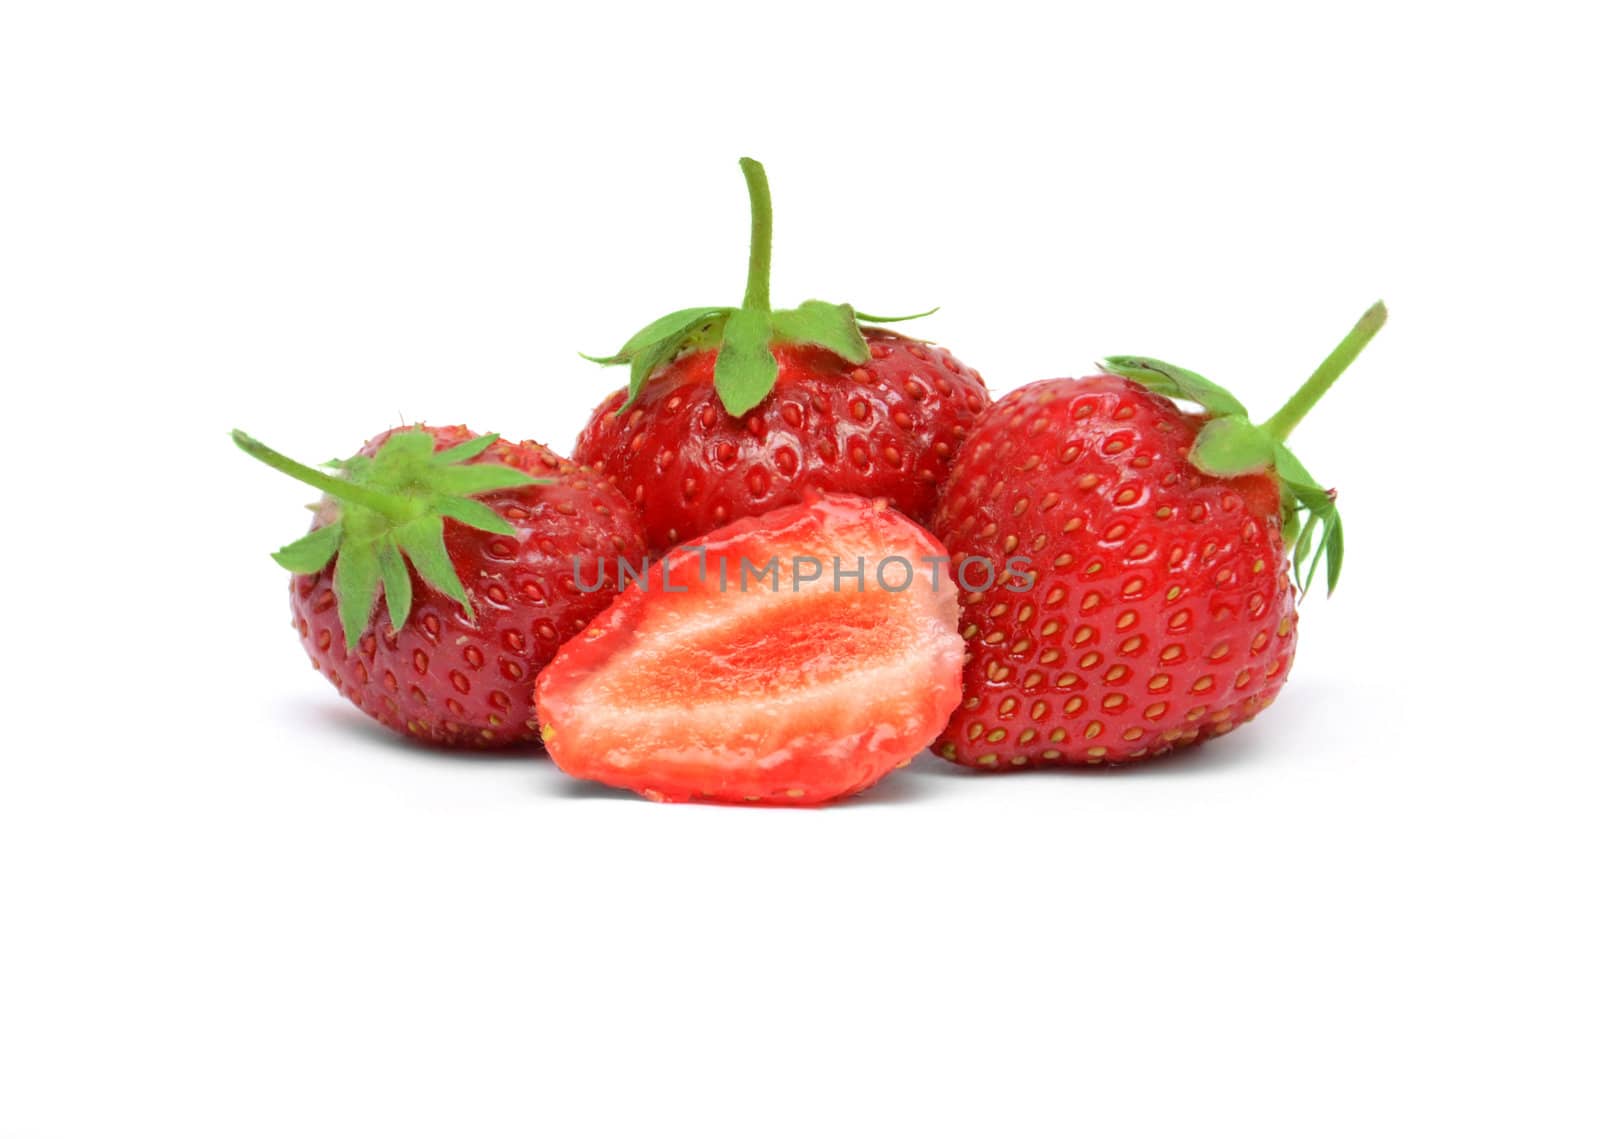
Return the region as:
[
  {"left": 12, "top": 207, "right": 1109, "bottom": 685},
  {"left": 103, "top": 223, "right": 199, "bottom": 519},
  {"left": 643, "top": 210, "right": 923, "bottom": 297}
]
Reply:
[{"left": 535, "top": 492, "right": 963, "bottom": 804}]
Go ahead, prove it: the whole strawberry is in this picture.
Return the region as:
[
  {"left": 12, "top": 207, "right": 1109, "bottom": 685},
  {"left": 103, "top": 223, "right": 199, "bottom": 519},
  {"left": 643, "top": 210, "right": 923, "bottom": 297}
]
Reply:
[
  {"left": 234, "top": 425, "right": 647, "bottom": 747},
  {"left": 932, "top": 303, "right": 1386, "bottom": 767},
  {"left": 574, "top": 157, "right": 990, "bottom": 551}
]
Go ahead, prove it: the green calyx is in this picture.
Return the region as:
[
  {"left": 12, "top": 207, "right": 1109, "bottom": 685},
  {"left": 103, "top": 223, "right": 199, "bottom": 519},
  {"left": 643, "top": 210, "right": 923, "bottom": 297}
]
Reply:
[
  {"left": 582, "top": 157, "right": 936, "bottom": 417},
  {"left": 232, "top": 428, "right": 548, "bottom": 651},
  {"left": 1101, "top": 300, "right": 1388, "bottom": 596}
]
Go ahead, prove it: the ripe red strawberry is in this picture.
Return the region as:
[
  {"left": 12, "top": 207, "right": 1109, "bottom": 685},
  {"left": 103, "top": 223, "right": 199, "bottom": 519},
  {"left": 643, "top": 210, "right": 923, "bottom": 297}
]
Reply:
[
  {"left": 573, "top": 158, "right": 990, "bottom": 551},
  {"left": 535, "top": 492, "right": 963, "bottom": 805},
  {"left": 931, "top": 303, "right": 1386, "bottom": 767},
  {"left": 234, "top": 425, "right": 647, "bottom": 747}
]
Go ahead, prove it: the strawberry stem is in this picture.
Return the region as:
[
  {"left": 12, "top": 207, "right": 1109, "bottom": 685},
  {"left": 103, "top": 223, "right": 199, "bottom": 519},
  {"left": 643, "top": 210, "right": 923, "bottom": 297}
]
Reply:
[
  {"left": 1262, "top": 301, "right": 1388, "bottom": 443},
  {"left": 738, "top": 157, "right": 774, "bottom": 314},
  {"left": 231, "top": 429, "right": 413, "bottom": 521}
]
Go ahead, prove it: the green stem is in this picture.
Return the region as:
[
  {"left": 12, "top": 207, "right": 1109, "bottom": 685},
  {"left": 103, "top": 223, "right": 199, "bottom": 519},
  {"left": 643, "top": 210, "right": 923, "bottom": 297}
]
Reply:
[
  {"left": 738, "top": 157, "right": 774, "bottom": 313},
  {"left": 1261, "top": 301, "right": 1388, "bottom": 443},
  {"left": 232, "top": 429, "right": 412, "bottom": 520}
]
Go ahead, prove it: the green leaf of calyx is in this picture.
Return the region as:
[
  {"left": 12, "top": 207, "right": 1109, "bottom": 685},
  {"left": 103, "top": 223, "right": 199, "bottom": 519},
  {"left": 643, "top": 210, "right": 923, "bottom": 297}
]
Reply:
[
  {"left": 770, "top": 301, "right": 869, "bottom": 365},
  {"left": 714, "top": 307, "right": 779, "bottom": 417},
  {"left": 628, "top": 325, "right": 708, "bottom": 407},
  {"left": 374, "top": 428, "right": 438, "bottom": 464},
  {"left": 854, "top": 307, "right": 940, "bottom": 324},
  {"left": 377, "top": 540, "right": 413, "bottom": 631},
  {"left": 271, "top": 522, "right": 343, "bottom": 574},
  {"left": 432, "top": 463, "right": 543, "bottom": 499},
  {"left": 1289, "top": 485, "right": 1341, "bottom": 594},
  {"left": 393, "top": 514, "right": 472, "bottom": 617},
  {"left": 234, "top": 427, "right": 551, "bottom": 649},
  {"left": 333, "top": 539, "right": 381, "bottom": 653},
  {"left": 582, "top": 306, "right": 732, "bottom": 409},
  {"left": 1273, "top": 442, "right": 1342, "bottom": 594},
  {"left": 1100, "top": 356, "right": 1250, "bottom": 418},
  {"left": 438, "top": 496, "right": 515, "bottom": 535},
  {"left": 615, "top": 307, "right": 733, "bottom": 361},
  {"left": 432, "top": 433, "right": 503, "bottom": 465}
]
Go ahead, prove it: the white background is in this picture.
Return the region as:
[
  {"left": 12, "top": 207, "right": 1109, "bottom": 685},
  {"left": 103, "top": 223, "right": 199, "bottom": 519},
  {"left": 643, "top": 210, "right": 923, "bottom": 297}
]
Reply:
[{"left": 3, "top": 2, "right": 1595, "bottom": 1136}]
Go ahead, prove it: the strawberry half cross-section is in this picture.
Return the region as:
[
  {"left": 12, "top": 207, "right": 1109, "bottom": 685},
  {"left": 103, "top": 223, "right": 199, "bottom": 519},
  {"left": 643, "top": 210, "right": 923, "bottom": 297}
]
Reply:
[{"left": 535, "top": 492, "right": 964, "bottom": 804}]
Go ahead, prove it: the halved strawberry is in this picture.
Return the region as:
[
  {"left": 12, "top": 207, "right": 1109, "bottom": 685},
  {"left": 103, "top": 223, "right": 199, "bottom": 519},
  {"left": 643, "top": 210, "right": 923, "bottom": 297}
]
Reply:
[{"left": 535, "top": 492, "right": 963, "bottom": 805}]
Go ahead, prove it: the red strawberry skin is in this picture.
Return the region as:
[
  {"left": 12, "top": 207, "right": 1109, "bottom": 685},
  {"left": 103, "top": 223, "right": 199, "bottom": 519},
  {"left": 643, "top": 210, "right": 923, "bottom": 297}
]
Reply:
[
  {"left": 535, "top": 492, "right": 963, "bottom": 804},
  {"left": 289, "top": 426, "right": 649, "bottom": 747},
  {"left": 573, "top": 328, "right": 989, "bottom": 551},
  {"left": 931, "top": 376, "right": 1297, "bottom": 767}
]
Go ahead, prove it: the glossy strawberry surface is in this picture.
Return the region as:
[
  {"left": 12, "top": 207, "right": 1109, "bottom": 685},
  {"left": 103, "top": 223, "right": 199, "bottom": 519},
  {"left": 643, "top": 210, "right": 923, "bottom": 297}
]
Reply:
[
  {"left": 536, "top": 492, "right": 964, "bottom": 804},
  {"left": 932, "top": 376, "right": 1298, "bottom": 767},
  {"left": 289, "top": 426, "right": 648, "bottom": 747},
  {"left": 574, "top": 328, "right": 989, "bottom": 551}
]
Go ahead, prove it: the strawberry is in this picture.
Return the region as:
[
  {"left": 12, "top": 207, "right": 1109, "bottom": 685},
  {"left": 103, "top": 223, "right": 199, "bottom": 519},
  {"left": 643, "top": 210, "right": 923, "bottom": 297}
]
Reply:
[
  {"left": 535, "top": 492, "right": 964, "bottom": 805},
  {"left": 234, "top": 425, "right": 648, "bottom": 747},
  {"left": 931, "top": 303, "right": 1387, "bottom": 767},
  {"left": 574, "top": 158, "right": 990, "bottom": 551}
]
